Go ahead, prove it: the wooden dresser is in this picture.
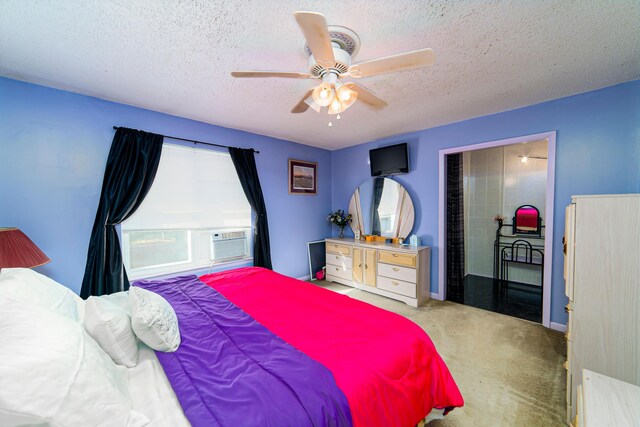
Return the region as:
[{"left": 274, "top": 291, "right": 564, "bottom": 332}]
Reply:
[
  {"left": 325, "top": 238, "right": 430, "bottom": 307},
  {"left": 563, "top": 194, "right": 640, "bottom": 425}
]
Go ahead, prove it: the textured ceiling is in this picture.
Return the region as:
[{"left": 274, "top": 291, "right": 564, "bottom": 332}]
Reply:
[{"left": 1, "top": 1, "right": 639, "bottom": 150}]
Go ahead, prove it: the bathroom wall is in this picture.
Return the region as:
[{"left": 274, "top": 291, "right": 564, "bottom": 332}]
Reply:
[
  {"left": 503, "top": 140, "right": 548, "bottom": 221},
  {"left": 463, "top": 140, "right": 548, "bottom": 284},
  {"left": 502, "top": 140, "right": 548, "bottom": 284},
  {"left": 464, "top": 146, "right": 504, "bottom": 278}
]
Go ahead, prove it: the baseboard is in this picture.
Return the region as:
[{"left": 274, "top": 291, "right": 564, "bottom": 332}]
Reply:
[
  {"left": 297, "top": 275, "right": 311, "bottom": 281},
  {"left": 550, "top": 322, "right": 567, "bottom": 333}
]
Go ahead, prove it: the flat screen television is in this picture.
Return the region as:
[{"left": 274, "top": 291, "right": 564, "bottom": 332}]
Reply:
[{"left": 369, "top": 143, "right": 409, "bottom": 176}]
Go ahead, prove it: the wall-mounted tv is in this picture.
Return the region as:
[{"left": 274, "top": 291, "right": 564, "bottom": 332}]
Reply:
[{"left": 369, "top": 143, "right": 409, "bottom": 176}]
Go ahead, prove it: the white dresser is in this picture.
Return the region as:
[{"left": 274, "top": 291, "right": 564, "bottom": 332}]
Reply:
[
  {"left": 574, "top": 369, "right": 640, "bottom": 427},
  {"left": 564, "top": 194, "right": 640, "bottom": 425},
  {"left": 325, "top": 238, "right": 430, "bottom": 307}
]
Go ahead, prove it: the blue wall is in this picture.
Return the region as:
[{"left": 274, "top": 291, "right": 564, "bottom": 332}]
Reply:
[
  {"left": 331, "top": 80, "right": 640, "bottom": 326},
  {"left": 0, "top": 77, "right": 332, "bottom": 294},
  {"left": 2, "top": 76, "right": 639, "bottom": 325}
]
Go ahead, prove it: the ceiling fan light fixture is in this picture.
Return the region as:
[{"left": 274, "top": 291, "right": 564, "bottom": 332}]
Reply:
[
  {"left": 312, "top": 81, "right": 335, "bottom": 107},
  {"left": 304, "top": 97, "right": 322, "bottom": 113},
  {"left": 335, "top": 82, "right": 358, "bottom": 109},
  {"left": 232, "top": 11, "right": 434, "bottom": 117},
  {"left": 328, "top": 98, "right": 345, "bottom": 115}
]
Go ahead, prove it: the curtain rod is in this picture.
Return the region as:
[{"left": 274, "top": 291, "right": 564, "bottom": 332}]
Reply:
[{"left": 112, "top": 126, "right": 259, "bottom": 154}]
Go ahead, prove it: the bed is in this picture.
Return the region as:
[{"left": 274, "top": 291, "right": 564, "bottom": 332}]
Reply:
[{"left": 0, "top": 267, "right": 463, "bottom": 427}]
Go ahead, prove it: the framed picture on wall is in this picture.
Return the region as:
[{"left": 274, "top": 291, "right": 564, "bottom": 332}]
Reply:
[{"left": 288, "top": 159, "right": 317, "bottom": 195}]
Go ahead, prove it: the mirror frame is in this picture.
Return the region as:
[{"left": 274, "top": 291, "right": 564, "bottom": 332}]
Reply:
[
  {"left": 512, "top": 204, "right": 542, "bottom": 235},
  {"left": 348, "top": 177, "right": 415, "bottom": 239}
]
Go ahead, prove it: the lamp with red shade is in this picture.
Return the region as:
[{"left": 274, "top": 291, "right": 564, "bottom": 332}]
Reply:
[{"left": 0, "top": 228, "right": 51, "bottom": 271}]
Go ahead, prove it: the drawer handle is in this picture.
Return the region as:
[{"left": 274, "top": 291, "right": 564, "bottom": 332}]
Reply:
[
  {"left": 392, "top": 281, "right": 399, "bottom": 286},
  {"left": 565, "top": 303, "right": 572, "bottom": 313},
  {"left": 392, "top": 267, "right": 400, "bottom": 272},
  {"left": 335, "top": 267, "right": 339, "bottom": 271},
  {"left": 564, "top": 332, "right": 569, "bottom": 342},
  {"left": 364, "top": 264, "right": 368, "bottom": 270},
  {"left": 358, "top": 263, "right": 362, "bottom": 268},
  {"left": 563, "top": 361, "right": 568, "bottom": 370},
  {"left": 392, "top": 253, "right": 399, "bottom": 257},
  {"left": 335, "top": 256, "right": 339, "bottom": 260}
]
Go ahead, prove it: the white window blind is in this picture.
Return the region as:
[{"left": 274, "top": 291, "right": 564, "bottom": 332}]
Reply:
[
  {"left": 124, "top": 143, "right": 251, "bottom": 230},
  {"left": 122, "top": 143, "right": 252, "bottom": 279}
]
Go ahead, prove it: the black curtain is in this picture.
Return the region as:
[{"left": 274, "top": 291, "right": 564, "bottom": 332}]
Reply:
[
  {"left": 446, "top": 153, "right": 465, "bottom": 302},
  {"left": 371, "top": 177, "right": 385, "bottom": 235},
  {"left": 80, "top": 128, "right": 163, "bottom": 298},
  {"left": 228, "top": 147, "right": 272, "bottom": 270}
]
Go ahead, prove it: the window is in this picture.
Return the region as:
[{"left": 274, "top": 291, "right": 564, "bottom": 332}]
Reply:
[
  {"left": 122, "top": 143, "right": 252, "bottom": 279},
  {"left": 378, "top": 182, "right": 399, "bottom": 236}
]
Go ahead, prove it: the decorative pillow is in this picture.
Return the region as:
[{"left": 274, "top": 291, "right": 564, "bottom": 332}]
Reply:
[
  {"left": 100, "top": 290, "right": 132, "bottom": 313},
  {"left": 0, "top": 295, "right": 149, "bottom": 427},
  {"left": 84, "top": 295, "right": 139, "bottom": 367},
  {"left": 129, "top": 286, "right": 180, "bottom": 352},
  {"left": 0, "top": 267, "right": 82, "bottom": 320}
]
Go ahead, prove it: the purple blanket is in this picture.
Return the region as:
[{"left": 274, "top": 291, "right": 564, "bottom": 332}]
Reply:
[{"left": 133, "top": 275, "right": 352, "bottom": 427}]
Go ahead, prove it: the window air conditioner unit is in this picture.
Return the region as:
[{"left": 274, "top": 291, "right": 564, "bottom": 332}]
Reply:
[{"left": 210, "top": 230, "right": 249, "bottom": 262}]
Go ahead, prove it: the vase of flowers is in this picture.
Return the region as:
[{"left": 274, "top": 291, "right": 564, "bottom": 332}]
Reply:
[{"left": 327, "top": 209, "right": 352, "bottom": 238}]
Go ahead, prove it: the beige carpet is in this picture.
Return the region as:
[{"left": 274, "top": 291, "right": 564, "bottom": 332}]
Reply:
[{"left": 312, "top": 280, "right": 566, "bottom": 427}]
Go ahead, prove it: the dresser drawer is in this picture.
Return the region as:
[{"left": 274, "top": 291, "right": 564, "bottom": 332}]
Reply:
[
  {"left": 326, "top": 252, "right": 353, "bottom": 269},
  {"left": 378, "top": 250, "right": 416, "bottom": 268},
  {"left": 377, "top": 276, "right": 417, "bottom": 298},
  {"left": 326, "top": 242, "right": 352, "bottom": 256},
  {"left": 378, "top": 262, "right": 416, "bottom": 283},
  {"left": 327, "top": 264, "right": 352, "bottom": 281}
]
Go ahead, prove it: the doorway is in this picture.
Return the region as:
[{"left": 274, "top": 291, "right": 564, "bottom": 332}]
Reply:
[{"left": 437, "top": 132, "right": 556, "bottom": 327}]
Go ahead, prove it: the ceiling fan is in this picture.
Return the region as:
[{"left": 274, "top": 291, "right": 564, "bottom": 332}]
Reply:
[{"left": 231, "top": 11, "right": 435, "bottom": 116}]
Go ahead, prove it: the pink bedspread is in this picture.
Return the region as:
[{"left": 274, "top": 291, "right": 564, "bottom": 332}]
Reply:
[{"left": 200, "top": 267, "right": 463, "bottom": 427}]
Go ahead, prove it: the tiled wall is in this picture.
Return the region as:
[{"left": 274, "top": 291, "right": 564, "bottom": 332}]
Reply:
[
  {"left": 503, "top": 141, "right": 548, "bottom": 222},
  {"left": 501, "top": 140, "right": 548, "bottom": 284},
  {"left": 464, "top": 147, "right": 504, "bottom": 278},
  {"left": 464, "top": 140, "right": 548, "bottom": 285}
]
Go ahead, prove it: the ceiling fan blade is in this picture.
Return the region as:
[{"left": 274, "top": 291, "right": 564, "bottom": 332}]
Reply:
[
  {"left": 349, "top": 48, "right": 434, "bottom": 78},
  {"left": 231, "top": 71, "right": 316, "bottom": 79},
  {"left": 345, "top": 83, "right": 388, "bottom": 110},
  {"left": 291, "top": 89, "right": 314, "bottom": 113},
  {"left": 293, "top": 11, "right": 335, "bottom": 68}
]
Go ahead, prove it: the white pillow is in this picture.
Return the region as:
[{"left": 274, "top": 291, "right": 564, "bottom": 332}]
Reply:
[
  {"left": 85, "top": 295, "right": 139, "bottom": 367},
  {"left": 0, "top": 295, "right": 149, "bottom": 427},
  {"left": 129, "top": 286, "right": 180, "bottom": 352},
  {"left": 0, "top": 267, "right": 82, "bottom": 320},
  {"left": 101, "top": 290, "right": 132, "bottom": 313}
]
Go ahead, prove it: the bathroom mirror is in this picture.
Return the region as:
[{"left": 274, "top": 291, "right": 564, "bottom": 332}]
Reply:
[
  {"left": 512, "top": 205, "right": 542, "bottom": 235},
  {"left": 348, "top": 177, "right": 415, "bottom": 239}
]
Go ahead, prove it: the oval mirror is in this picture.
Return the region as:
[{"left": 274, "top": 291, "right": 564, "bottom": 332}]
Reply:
[{"left": 348, "top": 177, "right": 415, "bottom": 239}]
